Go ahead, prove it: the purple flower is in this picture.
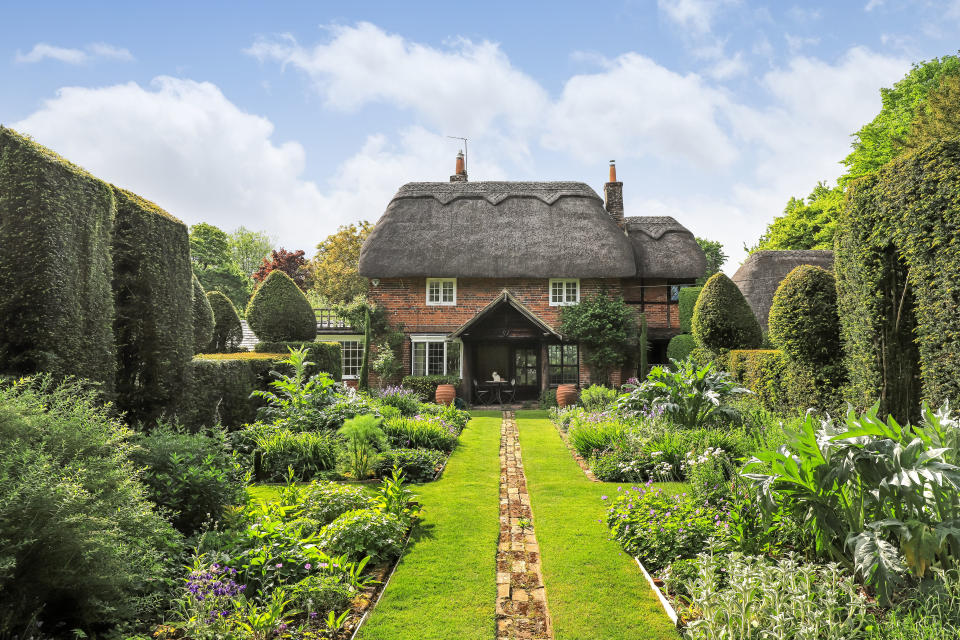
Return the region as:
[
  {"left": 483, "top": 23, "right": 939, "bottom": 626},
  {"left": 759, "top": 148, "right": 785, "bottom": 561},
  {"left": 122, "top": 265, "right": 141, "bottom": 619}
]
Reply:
[
  {"left": 304, "top": 563, "right": 312, "bottom": 570},
  {"left": 275, "top": 563, "right": 283, "bottom": 568},
  {"left": 601, "top": 495, "right": 608, "bottom": 500}
]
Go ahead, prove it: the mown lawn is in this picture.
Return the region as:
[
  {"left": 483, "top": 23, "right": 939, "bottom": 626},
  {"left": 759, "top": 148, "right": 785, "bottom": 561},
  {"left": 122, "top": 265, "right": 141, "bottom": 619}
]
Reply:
[
  {"left": 515, "top": 410, "right": 680, "bottom": 640},
  {"left": 357, "top": 412, "right": 502, "bottom": 640}
]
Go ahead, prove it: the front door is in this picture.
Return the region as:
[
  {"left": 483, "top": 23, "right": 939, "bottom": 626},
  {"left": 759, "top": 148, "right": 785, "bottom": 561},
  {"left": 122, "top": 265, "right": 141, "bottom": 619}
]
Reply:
[{"left": 512, "top": 345, "right": 539, "bottom": 400}]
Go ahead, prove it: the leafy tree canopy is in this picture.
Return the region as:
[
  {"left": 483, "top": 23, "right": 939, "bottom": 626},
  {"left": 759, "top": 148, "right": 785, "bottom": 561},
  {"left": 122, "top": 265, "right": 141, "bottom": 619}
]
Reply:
[
  {"left": 695, "top": 237, "right": 727, "bottom": 282},
  {"left": 752, "top": 182, "right": 842, "bottom": 252},
  {"left": 560, "top": 291, "right": 637, "bottom": 385},
  {"left": 309, "top": 221, "right": 373, "bottom": 304},
  {"left": 189, "top": 222, "right": 252, "bottom": 311},
  {"left": 228, "top": 226, "right": 274, "bottom": 278},
  {"left": 253, "top": 248, "right": 310, "bottom": 291},
  {"left": 904, "top": 73, "right": 960, "bottom": 149},
  {"left": 189, "top": 222, "right": 230, "bottom": 270}
]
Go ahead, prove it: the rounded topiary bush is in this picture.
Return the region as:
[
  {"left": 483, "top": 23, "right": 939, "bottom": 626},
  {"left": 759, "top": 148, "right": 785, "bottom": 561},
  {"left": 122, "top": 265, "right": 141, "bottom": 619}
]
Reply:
[
  {"left": 318, "top": 508, "right": 406, "bottom": 562},
  {"left": 192, "top": 274, "right": 214, "bottom": 354},
  {"left": 667, "top": 334, "right": 696, "bottom": 362},
  {"left": 246, "top": 270, "right": 317, "bottom": 342},
  {"left": 691, "top": 273, "right": 762, "bottom": 352},
  {"left": 206, "top": 290, "right": 243, "bottom": 353},
  {"left": 768, "top": 265, "right": 840, "bottom": 366},
  {"left": 300, "top": 481, "right": 378, "bottom": 526}
]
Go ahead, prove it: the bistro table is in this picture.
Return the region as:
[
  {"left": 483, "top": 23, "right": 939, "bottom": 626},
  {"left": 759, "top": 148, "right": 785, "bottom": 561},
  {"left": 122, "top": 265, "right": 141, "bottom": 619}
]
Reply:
[{"left": 485, "top": 380, "right": 507, "bottom": 405}]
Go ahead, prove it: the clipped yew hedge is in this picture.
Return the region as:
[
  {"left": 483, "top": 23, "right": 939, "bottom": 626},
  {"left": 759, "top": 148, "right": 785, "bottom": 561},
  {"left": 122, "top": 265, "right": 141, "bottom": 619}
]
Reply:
[
  {"left": 254, "top": 341, "right": 341, "bottom": 381},
  {"left": 692, "top": 273, "right": 762, "bottom": 353},
  {"left": 178, "top": 353, "right": 285, "bottom": 428},
  {"left": 246, "top": 270, "right": 317, "bottom": 342},
  {"left": 111, "top": 187, "right": 193, "bottom": 420},
  {"left": 727, "top": 349, "right": 787, "bottom": 412},
  {"left": 666, "top": 334, "right": 696, "bottom": 362},
  {"left": 678, "top": 285, "right": 702, "bottom": 334},
  {"left": 768, "top": 265, "right": 841, "bottom": 366},
  {"left": 192, "top": 274, "right": 214, "bottom": 354},
  {"left": 207, "top": 291, "right": 243, "bottom": 353},
  {"left": 836, "top": 139, "right": 960, "bottom": 418},
  {"left": 0, "top": 126, "right": 116, "bottom": 388}
]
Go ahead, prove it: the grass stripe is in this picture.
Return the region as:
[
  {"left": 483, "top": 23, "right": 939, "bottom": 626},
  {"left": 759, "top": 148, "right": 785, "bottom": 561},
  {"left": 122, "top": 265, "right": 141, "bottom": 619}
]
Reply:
[
  {"left": 515, "top": 410, "right": 679, "bottom": 640},
  {"left": 357, "top": 413, "right": 501, "bottom": 639}
]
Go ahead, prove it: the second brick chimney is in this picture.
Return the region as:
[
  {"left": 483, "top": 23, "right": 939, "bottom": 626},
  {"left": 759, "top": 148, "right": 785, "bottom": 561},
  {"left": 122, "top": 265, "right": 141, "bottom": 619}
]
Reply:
[
  {"left": 604, "top": 160, "right": 624, "bottom": 229},
  {"left": 450, "top": 150, "right": 468, "bottom": 182}
]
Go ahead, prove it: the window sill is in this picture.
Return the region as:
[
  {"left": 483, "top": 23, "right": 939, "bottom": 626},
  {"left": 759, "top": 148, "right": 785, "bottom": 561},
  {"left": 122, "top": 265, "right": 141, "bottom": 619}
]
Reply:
[{"left": 425, "top": 302, "right": 456, "bottom": 307}]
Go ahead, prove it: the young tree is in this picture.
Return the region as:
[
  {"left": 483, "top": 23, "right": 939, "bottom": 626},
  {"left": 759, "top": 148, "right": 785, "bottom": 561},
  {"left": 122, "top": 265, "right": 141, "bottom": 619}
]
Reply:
[
  {"left": 695, "top": 237, "right": 727, "bottom": 281},
  {"left": 189, "top": 222, "right": 250, "bottom": 311},
  {"left": 228, "top": 226, "right": 275, "bottom": 277},
  {"left": 253, "top": 248, "right": 310, "bottom": 291},
  {"left": 559, "top": 291, "right": 637, "bottom": 385},
  {"left": 752, "top": 183, "right": 842, "bottom": 252},
  {"left": 309, "top": 221, "right": 373, "bottom": 304}
]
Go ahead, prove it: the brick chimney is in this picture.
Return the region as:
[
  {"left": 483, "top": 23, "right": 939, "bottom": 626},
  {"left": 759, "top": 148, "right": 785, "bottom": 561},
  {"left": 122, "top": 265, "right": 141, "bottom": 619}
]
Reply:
[
  {"left": 450, "top": 150, "right": 468, "bottom": 182},
  {"left": 604, "top": 160, "right": 624, "bottom": 228}
]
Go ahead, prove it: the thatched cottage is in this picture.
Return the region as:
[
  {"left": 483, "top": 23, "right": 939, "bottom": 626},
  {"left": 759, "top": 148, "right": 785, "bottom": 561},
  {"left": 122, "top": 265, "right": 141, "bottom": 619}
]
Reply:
[{"left": 354, "top": 155, "right": 707, "bottom": 401}]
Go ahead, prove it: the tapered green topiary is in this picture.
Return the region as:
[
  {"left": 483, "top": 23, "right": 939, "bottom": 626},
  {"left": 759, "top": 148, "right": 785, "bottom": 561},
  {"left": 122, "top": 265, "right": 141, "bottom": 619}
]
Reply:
[
  {"left": 769, "top": 265, "right": 840, "bottom": 366},
  {"left": 207, "top": 291, "right": 243, "bottom": 353},
  {"left": 667, "top": 334, "right": 696, "bottom": 362},
  {"left": 691, "top": 273, "right": 763, "bottom": 353},
  {"left": 678, "top": 286, "right": 702, "bottom": 334},
  {"left": 245, "top": 270, "right": 317, "bottom": 342},
  {"left": 192, "top": 275, "right": 214, "bottom": 354}
]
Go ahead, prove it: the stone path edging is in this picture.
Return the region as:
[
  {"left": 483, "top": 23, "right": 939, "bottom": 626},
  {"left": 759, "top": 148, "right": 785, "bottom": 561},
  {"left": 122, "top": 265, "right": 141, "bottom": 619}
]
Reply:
[{"left": 496, "top": 411, "right": 552, "bottom": 639}]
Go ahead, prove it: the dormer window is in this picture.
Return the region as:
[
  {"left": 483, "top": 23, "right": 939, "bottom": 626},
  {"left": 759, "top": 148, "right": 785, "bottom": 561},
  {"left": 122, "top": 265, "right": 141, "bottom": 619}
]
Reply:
[
  {"left": 549, "top": 278, "right": 580, "bottom": 306},
  {"left": 426, "top": 278, "right": 456, "bottom": 305}
]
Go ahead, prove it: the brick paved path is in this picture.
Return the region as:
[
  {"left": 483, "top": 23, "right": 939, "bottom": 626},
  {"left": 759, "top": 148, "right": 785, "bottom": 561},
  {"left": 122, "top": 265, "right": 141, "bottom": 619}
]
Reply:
[{"left": 496, "top": 411, "right": 552, "bottom": 639}]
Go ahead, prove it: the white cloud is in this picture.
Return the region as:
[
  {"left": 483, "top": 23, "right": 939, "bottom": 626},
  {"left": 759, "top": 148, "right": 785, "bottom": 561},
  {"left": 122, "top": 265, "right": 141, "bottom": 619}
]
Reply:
[
  {"left": 865, "top": 0, "right": 884, "bottom": 11},
  {"left": 707, "top": 51, "right": 748, "bottom": 79},
  {"left": 246, "top": 23, "right": 548, "bottom": 138},
  {"left": 657, "top": 0, "right": 739, "bottom": 35},
  {"left": 785, "top": 33, "right": 821, "bottom": 53},
  {"left": 14, "top": 41, "right": 133, "bottom": 64},
  {"left": 543, "top": 53, "right": 737, "bottom": 169}
]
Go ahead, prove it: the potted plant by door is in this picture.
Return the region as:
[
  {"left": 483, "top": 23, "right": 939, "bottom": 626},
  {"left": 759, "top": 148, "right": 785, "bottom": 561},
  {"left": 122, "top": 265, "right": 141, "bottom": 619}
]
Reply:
[
  {"left": 435, "top": 383, "right": 457, "bottom": 406},
  {"left": 556, "top": 384, "right": 578, "bottom": 408}
]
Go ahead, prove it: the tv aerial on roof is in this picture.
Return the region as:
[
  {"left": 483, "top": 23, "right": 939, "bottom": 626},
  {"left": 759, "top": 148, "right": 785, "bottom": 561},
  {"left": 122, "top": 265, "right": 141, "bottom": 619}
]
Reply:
[{"left": 447, "top": 135, "right": 468, "bottom": 173}]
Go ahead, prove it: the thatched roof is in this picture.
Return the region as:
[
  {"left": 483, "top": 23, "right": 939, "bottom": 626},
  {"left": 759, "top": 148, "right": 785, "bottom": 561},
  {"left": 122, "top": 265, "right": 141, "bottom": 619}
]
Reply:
[
  {"left": 358, "top": 182, "right": 636, "bottom": 278},
  {"left": 732, "top": 250, "right": 835, "bottom": 331},
  {"left": 625, "top": 216, "right": 706, "bottom": 279}
]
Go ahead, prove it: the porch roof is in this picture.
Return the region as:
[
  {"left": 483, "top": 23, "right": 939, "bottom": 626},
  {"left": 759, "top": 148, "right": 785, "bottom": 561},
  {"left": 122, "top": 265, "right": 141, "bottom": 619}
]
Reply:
[{"left": 449, "top": 290, "right": 562, "bottom": 340}]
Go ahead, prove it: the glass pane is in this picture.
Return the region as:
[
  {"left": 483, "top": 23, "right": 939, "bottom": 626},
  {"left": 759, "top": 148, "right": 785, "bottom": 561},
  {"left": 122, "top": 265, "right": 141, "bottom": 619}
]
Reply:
[
  {"left": 548, "top": 345, "right": 561, "bottom": 366},
  {"left": 551, "top": 281, "right": 562, "bottom": 303},
  {"left": 427, "top": 342, "right": 444, "bottom": 375},
  {"left": 442, "top": 281, "right": 454, "bottom": 302},
  {"left": 446, "top": 341, "right": 461, "bottom": 377},
  {"left": 563, "top": 345, "right": 578, "bottom": 363},
  {"left": 341, "top": 340, "right": 363, "bottom": 377},
  {"left": 565, "top": 281, "right": 577, "bottom": 302},
  {"left": 413, "top": 342, "right": 426, "bottom": 376}
]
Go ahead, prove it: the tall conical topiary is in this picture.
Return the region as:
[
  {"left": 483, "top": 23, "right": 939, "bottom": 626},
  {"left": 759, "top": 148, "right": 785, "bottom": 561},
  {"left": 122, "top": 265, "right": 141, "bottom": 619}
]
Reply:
[
  {"left": 692, "top": 273, "right": 762, "bottom": 352},
  {"left": 246, "top": 270, "right": 317, "bottom": 342},
  {"left": 207, "top": 290, "right": 243, "bottom": 352},
  {"left": 192, "top": 274, "right": 214, "bottom": 354},
  {"left": 768, "top": 265, "right": 840, "bottom": 366}
]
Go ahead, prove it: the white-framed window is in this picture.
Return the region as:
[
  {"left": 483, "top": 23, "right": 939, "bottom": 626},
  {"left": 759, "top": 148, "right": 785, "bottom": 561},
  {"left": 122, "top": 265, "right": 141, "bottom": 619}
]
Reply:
[
  {"left": 426, "top": 278, "right": 457, "bottom": 306},
  {"left": 549, "top": 278, "right": 580, "bottom": 306},
  {"left": 411, "top": 336, "right": 462, "bottom": 377},
  {"left": 326, "top": 335, "right": 365, "bottom": 379}
]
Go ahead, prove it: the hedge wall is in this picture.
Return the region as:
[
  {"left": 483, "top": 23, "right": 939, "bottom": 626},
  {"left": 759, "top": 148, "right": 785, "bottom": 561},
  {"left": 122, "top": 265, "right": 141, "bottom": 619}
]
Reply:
[
  {"left": 727, "top": 349, "right": 787, "bottom": 412},
  {"left": 0, "top": 126, "right": 116, "bottom": 389},
  {"left": 178, "top": 353, "right": 285, "bottom": 428},
  {"left": 401, "top": 375, "right": 461, "bottom": 401},
  {"left": 678, "top": 286, "right": 702, "bottom": 334},
  {"left": 192, "top": 274, "right": 214, "bottom": 354},
  {"left": 835, "top": 141, "right": 960, "bottom": 419},
  {"left": 111, "top": 187, "right": 193, "bottom": 421},
  {"left": 254, "top": 341, "right": 342, "bottom": 381}
]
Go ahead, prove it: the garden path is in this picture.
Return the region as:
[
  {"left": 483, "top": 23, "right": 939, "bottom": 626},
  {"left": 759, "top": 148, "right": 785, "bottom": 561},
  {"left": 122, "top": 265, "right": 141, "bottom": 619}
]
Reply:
[{"left": 496, "top": 411, "right": 552, "bottom": 639}]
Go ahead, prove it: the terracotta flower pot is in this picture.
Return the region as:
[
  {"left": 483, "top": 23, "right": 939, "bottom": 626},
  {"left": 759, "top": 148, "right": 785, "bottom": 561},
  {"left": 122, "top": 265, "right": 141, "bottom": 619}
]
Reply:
[
  {"left": 556, "top": 384, "right": 578, "bottom": 408},
  {"left": 435, "top": 383, "right": 456, "bottom": 406}
]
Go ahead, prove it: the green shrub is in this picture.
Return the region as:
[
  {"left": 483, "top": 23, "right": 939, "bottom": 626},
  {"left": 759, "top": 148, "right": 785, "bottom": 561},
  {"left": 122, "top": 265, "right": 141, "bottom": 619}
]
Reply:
[
  {"left": 589, "top": 448, "right": 647, "bottom": 482},
  {"left": 540, "top": 387, "right": 558, "bottom": 408},
  {"left": 255, "top": 340, "right": 342, "bottom": 380},
  {"left": 338, "top": 414, "right": 385, "bottom": 479},
  {"left": 318, "top": 508, "right": 406, "bottom": 562},
  {"left": 375, "top": 385, "right": 421, "bottom": 416},
  {"left": 0, "top": 126, "right": 116, "bottom": 389},
  {"left": 255, "top": 427, "right": 340, "bottom": 481},
  {"left": 606, "top": 484, "right": 726, "bottom": 572},
  {"left": 206, "top": 290, "right": 243, "bottom": 353},
  {"left": 416, "top": 402, "right": 471, "bottom": 434},
  {"left": 252, "top": 347, "right": 339, "bottom": 431},
  {"left": 178, "top": 354, "right": 281, "bottom": 428},
  {"left": 667, "top": 334, "right": 696, "bottom": 362},
  {"left": 768, "top": 265, "right": 841, "bottom": 366},
  {"left": 300, "top": 481, "right": 378, "bottom": 527},
  {"left": 382, "top": 416, "right": 458, "bottom": 452},
  {"left": 374, "top": 448, "right": 446, "bottom": 482},
  {"left": 678, "top": 285, "right": 702, "bottom": 333},
  {"left": 580, "top": 384, "right": 617, "bottom": 411},
  {"left": 0, "top": 377, "right": 180, "bottom": 633},
  {"left": 401, "top": 374, "right": 462, "bottom": 401},
  {"left": 692, "top": 272, "right": 763, "bottom": 353},
  {"left": 568, "top": 419, "right": 630, "bottom": 458},
  {"left": 727, "top": 349, "right": 788, "bottom": 412},
  {"left": 192, "top": 274, "right": 214, "bottom": 354},
  {"left": 246, "top": 270, "right": 317, "bottom": 342},
  {"left": 132, "top": 423, "right": 246, "bottom": 535},
  {"left": 290, "top": 574, "right": 355, "bottom": 617},
  {"left": 560, "top": 291, "right": 638, "bottom": 384},
  {"left": 112, "top": 187, "right": 194, "bottom": 422}
]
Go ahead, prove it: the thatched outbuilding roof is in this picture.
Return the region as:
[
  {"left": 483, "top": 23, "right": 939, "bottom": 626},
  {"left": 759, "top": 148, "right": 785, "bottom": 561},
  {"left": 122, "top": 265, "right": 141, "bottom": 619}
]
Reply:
[
  {"left": 625, "top": 216, "right": 706, "bottom": 279},
  {"left": 358, "top": 182, "right": 636, "bottom": 278},
  {"left": 732, "top": 249, "right": 835, "bottom": 331}
]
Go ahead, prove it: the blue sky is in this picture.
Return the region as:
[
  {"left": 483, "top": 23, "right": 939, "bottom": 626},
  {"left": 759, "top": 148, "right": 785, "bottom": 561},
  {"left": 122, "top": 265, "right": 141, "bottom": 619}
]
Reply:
[{"left": 2, "top": 1, "right": 958, "bottom": 270}]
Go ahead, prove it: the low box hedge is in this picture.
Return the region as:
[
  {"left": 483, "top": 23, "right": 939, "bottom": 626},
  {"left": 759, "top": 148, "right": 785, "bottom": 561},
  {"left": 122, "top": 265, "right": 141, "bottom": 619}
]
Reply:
[
  {"left": 401, "top": 375, "right": 462, "bottom": 401},
  {"left": 254, "top": 341, "right": 341, "bottom": 381},
  {"left": 178, "top": 353, "right": 286, "bottom": 428}
]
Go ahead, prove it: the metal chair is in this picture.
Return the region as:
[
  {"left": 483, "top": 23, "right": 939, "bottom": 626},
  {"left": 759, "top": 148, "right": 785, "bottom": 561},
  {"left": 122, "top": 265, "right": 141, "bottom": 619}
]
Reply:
[
  {"left": 472, "top": 379, "right": 490, "bottom": 405},
  {"left": 501, "top": 378, "right": 517, "bottom": 404}
]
